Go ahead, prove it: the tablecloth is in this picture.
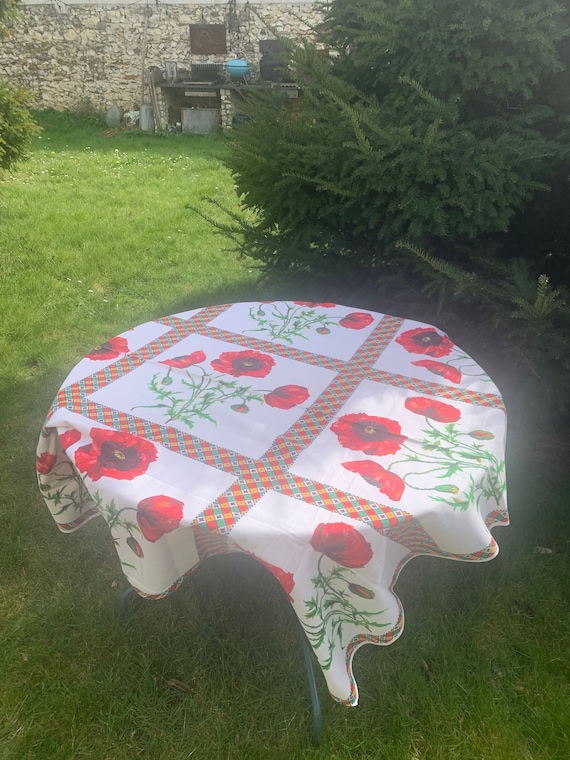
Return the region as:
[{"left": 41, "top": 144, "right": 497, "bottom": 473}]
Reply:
[{"left": 36, "top": 301, "right": 509, "bottom": 705}]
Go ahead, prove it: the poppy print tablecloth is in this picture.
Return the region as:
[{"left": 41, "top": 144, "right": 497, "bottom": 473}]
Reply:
[{"left": 37, "top": 301, "right": 508, "bottom": 706}]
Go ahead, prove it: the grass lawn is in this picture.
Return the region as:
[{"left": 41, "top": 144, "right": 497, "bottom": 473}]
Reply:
[{"left": 1, "top": 113, "right": 569, "bottom": 760}]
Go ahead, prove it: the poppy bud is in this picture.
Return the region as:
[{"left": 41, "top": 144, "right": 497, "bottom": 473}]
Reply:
[
  {"left": 126, "top": 536, "right": 144, "bottom": 558},
  {"left": 434, "top": 484, "right": 459, "bottom": 494},
  {"left": 348, "top": 583, "right": 375, "bottom": 600},
  {"left": 257, "top": 308, "right": 265, "bottom": 316},
  {"left": 231, "top": 404, "right": 249, "bottom": 413},
  {"left": 316, "top": 327, "right": 331, "bottom": 335},
  {"left": 161, "top": 376, "right": 173, "bottom": 386},
  {"left": 468, "top": 430, "right": 494, "bottom": 440}
]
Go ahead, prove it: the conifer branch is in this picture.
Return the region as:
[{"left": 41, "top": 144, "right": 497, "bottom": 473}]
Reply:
[
  {"left": 319, "top": 87, "right": 373, "bottom": 154},
  {"left": 398, "top": 77, "right": 459, "bottom": 123},
  {"left": 281, "top": 172, "right": 357, "bottom": 197}
]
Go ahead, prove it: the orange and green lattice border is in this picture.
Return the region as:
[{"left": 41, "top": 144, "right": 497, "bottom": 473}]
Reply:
[
  {"left": 42, "top": 302, "right": 509, "bottom": 705},
  {"left": 46, "top": 303, "right": 506, "bottom": 565}
]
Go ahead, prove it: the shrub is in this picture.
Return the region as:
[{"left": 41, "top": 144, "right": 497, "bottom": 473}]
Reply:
[
  {"left": 0, "top": 79, "right": 39, "bottom": 169},
  {"left": 394, "top": 241, "right": 570, "bottom": 420},
  {"left": 225, "top": 0, "right": 569, "bottom": 275},
  {"left": 0, "top": 0, "right": 18, "bottom": 38},
  {"left": 214, "top": 0, "right": 570, "bottom": 422},
  {"left": 0, "top": 0, "right": 39, "bottom": 169}
]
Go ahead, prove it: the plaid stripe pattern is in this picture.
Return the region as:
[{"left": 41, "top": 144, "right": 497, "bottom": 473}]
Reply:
[
  {"left": 367, "top": 369, "right": 505, "bottom": 410},
  {"left": 74, "top": 400, "right": 250, "bottom": 475},
  {"left": 51, "top": 301, "right": 506, "bottom": 549},
  {"left": 193, "top": 528, "right": 235, "bottom": 561},
  {"left": 383, "top": 518, "right": 442, "bottom": 554},
  {"left": 156, "top": 303, "right": 230, "bottom": 331},
  {"left": 335, "top": 608, "right": 405, "bottom": 706},
  {"left": 132, "top": 569, "right": 198, "bottom": 600},
  {"left": 41, "top": 302, "right": 509, "bottom": 707},
  {"left": 349, "top": 315, "right": 403, "bottom": 377},
  {"left": 383, "top": 518, "right": 498, "bottom": 560},
  {"left": 485, "top": 508, "right": 509, "bottom": 527},
  {"left": 57, "top": 506, "right": 100, "bottom": 533},
  {"left": 275, "top": 474, "right": 411, "bottom": 532}
]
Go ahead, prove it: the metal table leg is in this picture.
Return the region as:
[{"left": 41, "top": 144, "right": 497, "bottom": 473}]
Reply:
[
  {"left": 119, "top": 585, "right": 322, "bottom": 743},
  {"left": 296, "top": 617, "right": 322, "bottom": 745},
  {"left": 119, "top": 585, "right": 136, "bottom": 619}
]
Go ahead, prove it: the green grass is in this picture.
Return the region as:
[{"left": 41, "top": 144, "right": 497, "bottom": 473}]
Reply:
[{"left": 1, "top": 113, "right": 569, "bottom": 759}]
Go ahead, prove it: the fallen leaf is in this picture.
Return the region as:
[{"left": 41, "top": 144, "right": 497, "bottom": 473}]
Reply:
[
  {"left": 420, "top": 658, "right": 433, "bottom": 680},
  {"left": 165, "top": 678, "right": 190, "bottom": 692}
]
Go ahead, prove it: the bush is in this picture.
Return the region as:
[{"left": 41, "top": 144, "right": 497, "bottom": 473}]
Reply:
[
  {"left": 214, "top": 0, "right": 570, "bottom": 422},
  {"left": 31, "top": 107, "right": 106, "bottom": 132},
  {"left": 0, "top": 78, "right": 39, "bottom": 169},
  {"left": 0, "top": 0, "right": 39, "bottom": 169},
  {"left": 0, "top": 0, "right": 17, "bottom": 38},
  {"left": 225, "top": 0, "right": 569, "bottom": 274},
  {"left": 392, "top": 242, "right": 570, "bottom": 421}
]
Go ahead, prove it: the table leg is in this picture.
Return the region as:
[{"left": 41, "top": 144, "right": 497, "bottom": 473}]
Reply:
[
  {"left": 118, "top": 584, "right": 322, "bottom": 742},
  {"left": 119, "top": 585, "right": 136, "bottom": 619},
  {"left": 296, "top": 616, "right": 322, "bottom": 745}
]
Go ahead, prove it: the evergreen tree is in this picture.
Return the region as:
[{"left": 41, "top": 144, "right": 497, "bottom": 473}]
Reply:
[
  {"left": 225, "top": 0, "right": 570, "bottom": 275},
  {"left": 215, "top": 0, "right": 570, "bottom": 419},
  {"left": 0, "top": 0, "right": 39, "bottom": 170},
  {"left": 0, "top": 0, "right": 18, "bottom": 37},
  {"left": 326, "top": 0, "right": 568, "bottom": 106}
]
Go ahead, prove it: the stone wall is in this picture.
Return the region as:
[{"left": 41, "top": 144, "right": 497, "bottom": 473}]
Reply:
[{"left": 0, "top": 1, "right": 322, "bottom": 120}]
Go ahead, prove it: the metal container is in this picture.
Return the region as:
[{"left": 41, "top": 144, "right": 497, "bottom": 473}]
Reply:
[
  {"left": 140, "top": 104, "right": 154, "bottom": 132},
  {"left": 181, "top": 108, "right": 219, "bottom": 134}
]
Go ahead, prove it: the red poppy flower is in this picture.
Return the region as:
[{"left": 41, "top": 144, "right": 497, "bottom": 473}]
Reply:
[
  {"left": 136, "top": 495, "right": 184, "bottom": 542},
  {"left": 233, "top": 545, "right": 296, "bottom": 601},
  {"left": 342, "top": 460, "right": 405, "bottom": 501},
  {"left": 310, "top": 522, "right": 373, "bottom": 568},
  {"left": 59, "top": 429, "right": 82, "bottom": 450},
  {"left": 255, "top": 557, "right": 295, "bottom": 600},
  {"left": 293, "top": 301, "right": 336, "bottom": 308},
  {"left": 330, "top": 413, "right": 407, "bottom": 456},
  {"left": 339, "top": 312, "right": 374, "bottom": 330},
  {"left": 210, "top": 350, "right": 275, "bottom": 378},
  {"left": 411, "top": 359, "right": 462, "bottom": 383},
  {"left": 86, "top": 336, "right": 130, "bottom": 361},
  {"left": 36, "top": 452, "right": 57, "bottom": 475},
  {"left": 159, "top": 350, "right": 206, "bottom": 368},
  {"left": 405, "top": 396, "right": 461, "bottom": 423},
  {"left": 74, "top": 428, "right": 158, "bottom": 481},
  {"left": 264, "top": 385, "right": 310, "bottom": 410},
  {"left": 264, "top": 562, "right": 295, "bottom": 600},
  {"left": 396, "top": 327, "right": 453, "bottom": 357}
]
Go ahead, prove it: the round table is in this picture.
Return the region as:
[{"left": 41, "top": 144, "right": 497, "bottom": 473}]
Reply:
[{"left": 37, "top": 300, "right": 509, "bottom": 707}]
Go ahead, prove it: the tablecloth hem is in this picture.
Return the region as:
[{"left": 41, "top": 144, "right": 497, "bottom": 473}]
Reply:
[{"left": 55, "top": 506, "right": 100, "bottom": 533}]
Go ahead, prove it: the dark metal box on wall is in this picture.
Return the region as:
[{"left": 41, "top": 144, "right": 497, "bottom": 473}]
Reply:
[
  {"left": 259, "top": 39, "right": 292, "bottom": 82},
  {"left": 190, "top": 24, "right": 227, "bottom": 55}
]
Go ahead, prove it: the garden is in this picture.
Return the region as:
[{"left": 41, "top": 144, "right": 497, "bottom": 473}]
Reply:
[{"left": 1, "top": 1, "right": 570, "bottom": 758}]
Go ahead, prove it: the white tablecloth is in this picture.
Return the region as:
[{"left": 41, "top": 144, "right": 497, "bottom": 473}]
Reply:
[{"left": 37, "top": 301, "right": 508, "bottom": 705}]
